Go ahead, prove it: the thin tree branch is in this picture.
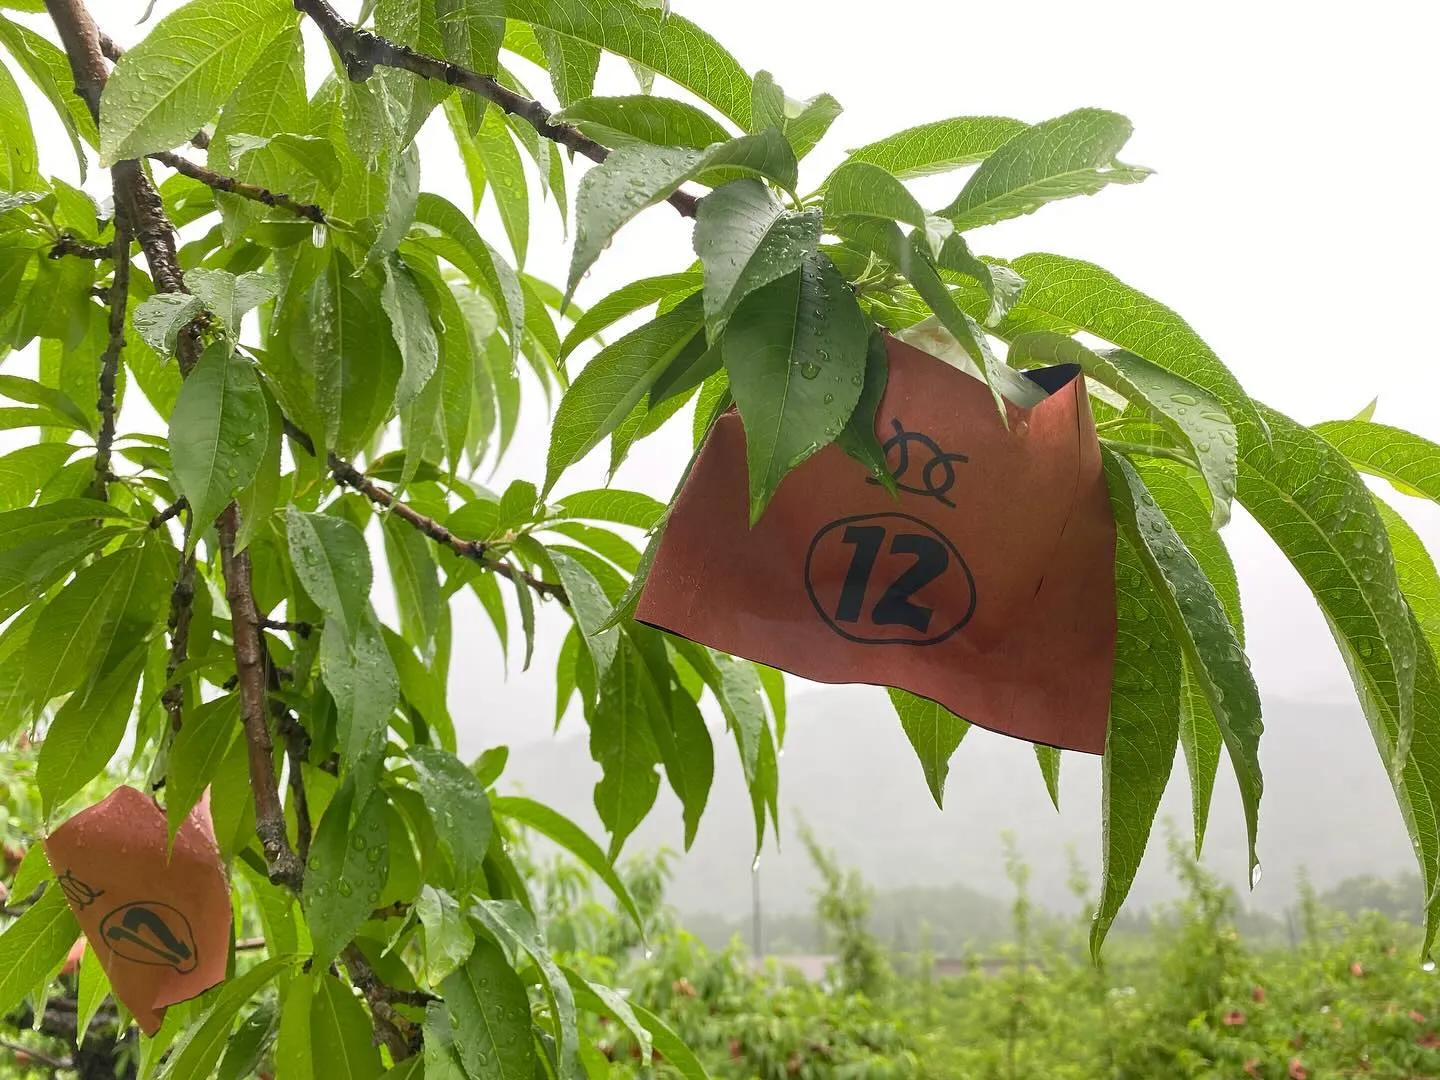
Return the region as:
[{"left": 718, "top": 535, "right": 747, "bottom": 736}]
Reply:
[
  {"left": 292, "top": 0, "right": 699, "bottom": 218},
  {"left": 149, "top": 151, "right": 327, "bottom": 224},
  {"left": 260, "top": 618, "right": 312, "bottom": 638},
  {"left": 148, "top": 498, "right": 187, "bottom": 529},
  {"left": 0, "top": 1037, "right": 71, "bottom": 1071},
  {"left": 220, "top": 505, "right": 305, "bottom": 892},
  {"left": 48, "top": 234, "right": 110, "bottom": 261},
  {"left": 88, "top": 203, "right": 131, "bottom": 502},
  {"left": 328, "top": 453, "right": 569, "bottom": 605},
  {"left": 342, "top": 944, "right": 426, "bottom": 1061},
  {"left": 161, "top": 517, "right": 197, "bottom": 735}
]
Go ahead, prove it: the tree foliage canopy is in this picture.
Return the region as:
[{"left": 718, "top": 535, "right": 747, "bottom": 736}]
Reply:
[{"left": 0, "top": 0, "right": 1438, "bottom": 1074}]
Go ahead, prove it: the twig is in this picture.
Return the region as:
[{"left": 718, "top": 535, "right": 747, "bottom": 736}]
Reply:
[
  {"left": 148, "top": 498, "right": 187, "bottom": 529},
  {"left": 260, "top": 618, "right": 312, "bottom": 638},
  {"left": 48, "top": 234, "right": 110, "bottom": 261},
  {"left": 342, "top": 945, "right": 422, "bottom": 1060},
  {"left": 263, "top": 637, "right": 312, "bottom": 865},
  {"left": 235, "top": 936, "right": 267, "bottom": 951},
  {"left": 293, "top": 0, "right": 699, "bottom": 218},
  {"left": 220, "top": 506, "right": 305, "bottom": 892},
  {"left": 88, "top": 204, "right": 131, "bottom": 501},
  {"left": 161, "top": 516, "right": 196, "bottom": 734},
  {"left": 0, "top": 1037, "right": 71, "bottom": 1071},
  {"left": 328, "top": 453, "right": 569, "bottom": 605},
  {"left": 149, "top": 151, "right": 327, "bottom": 224}
]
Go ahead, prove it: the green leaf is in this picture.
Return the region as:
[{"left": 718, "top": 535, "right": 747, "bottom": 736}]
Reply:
[
  {"left": 442, "top": 935, "right": 536, "bottom": 1080},
  {"left": 0, "top": 57, "right": 37, "bottom": 188},
  {"left": 166, "top": 693, "right": 242, "bottom": 838},
  {"left": 410, "top": 746, "right": 493, "bottom": 890},
  {"left": 468, "top": 899, "right": 577, "bottom": 1075},
  {"left": 0, "top": 377, "right": 87, "bottom": 435},
  {"left": 133, "top": 293, "right": 206, "bottom": 357},
  {"left": 303, "top": 782, "right": 390, "bottom": 965},
  {"left": 0, "top": 14, "right": 95, "bottom": 171},
  {"left": 381, "top": 258, "right": 441, "bottom": 412},
  {"left": 1132, "top": 458, "right": 1242, "bottom": 856},
  {"left": 888, "top": 688, "right": 968, "bottom": 809},
  {"left": 1009, "top": 332, "right": 1237, "bottom": 526},
  {"left": 567, "top": 144, "right": 703, "bottom": 302},
  {"left": 590, "top": 643, "right": 661, "bottom": 858},
  {"left": 562, "top": 969, "right": 651, "bottom": 1063},
  {"left": 553, "top": 488, "right": 665, "bottom": 530},
  {"left": 75, "top": 945, "right": 112, "bottom": 1044},
  {"left": 998, "top": 253, "right": 1264, "bottom": 438},
  {"left": 556, "top": 95, "right": 730, "bottom": 150},
  {"left": 544, "top": 298, "right": 702, "bottom": 493},
  {"left": 24, "top": 540, "right": 169, "bottom": 707},
  {"left": 723, "top": 254, "right": 868, "bottom": 521},
  {"left": 274, "top": 974, "right": 317, "bottom": 1080},
  {"left": 834, "top": 331, "right": 894, "bottom": 489},
  {"left": 0, "top": 885, "right": 79, "bottom": 1020},
  {"left": 475, "top": 108, "right": 529, "bottom": 265},
  {"left": 932, "top": 233, "right": 1026, "bottom": 327},
  {"left": 36, "top": 645, "right": 146, "bottom": 818},
  {"left": 98, "top": 0, "right": 296, "bottom": 164},
  {"left": 169, "top": 342, "right": 270, "bottom": 540},
  {"left": 568, "top": 134, "right": 797, "bottom": 302},
  {"left": 411, "top": 194, "right": 524, "bottom": 358},
  {"left": 535, "top": 27, "right": 598, "bottom": 106},
  {"left": 693, "top": 179, "right": 820, "bottom": 336},
  {"left": 311, "top": 971, "right": 383, "bottom": 1080},
  {"left": 558, "top": 269, "right": 701, "bottom": 361},
  {"left": 1239, "top": 406, "right": 1416, "bottom": 796},
  {"left": 159, "top": 956, "right": 295, "bottom": 1080},
  {"left": 320, "top": 611, "right": 400, "bottom": 776},
  {"left": 0, "top": 443, "right": 74, "bottom": 511},
  {"left": 824, "top": 160, "right": 928, "bottom": 229},
  {"left": 938, "top": 108, "right": 1150, "bottom": 230},
  {"left": 382, "top": 516, "right": 441, "bottom": 654},
  {"left": 435, "top": 0, "right": 502, "bottom": 132},
  {"left": 186, "top": 268, "right": 278, "bottom": 337},
  {"left": 489, "top": 0, "right": 751, "bottom": 127},
  {"left": 416, "top": 886, "right": 475, "bottom": 986},
  {"left": 286, "top": 508, "right": 371, "bottom": 637},
  {"left": 839, "top": 115, "right": 1028, "bottom": 180},
  {"left": 1314, "top": 420, "right": 1440, "bottom": 506},
  {"left": 490, "top": 795, "right": 644, "bottom": 931},
  {"left": 1105, "top": 451, "right": 1263, "bottom": 878},
  {"left": 622, "top": 999, "right": 711, "bottom": 1080},
  {"left": 1035, "top": 745, "right": 1061, "bottom": 810},
  {"left": 750, "top": 71, "right": 841, "bottom": 160},
  {"left": 1092, "top": 532, "right": 1183, "bottom": 956}
]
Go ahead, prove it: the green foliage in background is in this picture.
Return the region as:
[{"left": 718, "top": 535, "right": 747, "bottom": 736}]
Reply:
[{"left": 0, "top": 0, "right": 1438, "bottom": 1074}]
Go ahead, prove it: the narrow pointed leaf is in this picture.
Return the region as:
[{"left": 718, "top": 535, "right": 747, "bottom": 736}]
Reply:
[
  {"left": 556, "top": 95, "right": 730, "bottom": 150},
  {"left": 888, "top": 688, "right": 968, "bottom": 809},
  {"left": 839, "top": 115, "right": 1028, "bottom": 180}
]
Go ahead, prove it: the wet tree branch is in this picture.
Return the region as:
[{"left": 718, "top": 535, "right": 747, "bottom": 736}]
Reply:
[
  {"left": 342, "top": 944, "right": 427, "bottom": 1061},
  {"left": 149, "top": 151, "right": 327, "bottom": 224},
  {"left": 292, "top": 0, "right": 699, "bottom": 218},
  {"left": 161, "top": 516, "right": 197, "bottom": 735},
  {"left": 328, "top": 454, "right": 569, "bottom": 605},
  {"left": 46, "top": 0, "right": 302, "bottom": 891},
  {"left": 220, "top": 507, "right": 305, "bottom": 891},
  {"left": 48, "top": 235, "right": 110, "bottom": 261},
  {"left": 88, "top": 202, "right": 130, "bottom": 501}
]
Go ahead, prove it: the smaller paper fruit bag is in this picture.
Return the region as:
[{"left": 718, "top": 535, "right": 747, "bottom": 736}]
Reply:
[
  {"left": 635, "top": 334, "right": 1117, "bottom": 753},
  {"left": 45, "top": 786, "right": 231, "bottom": 1034}
]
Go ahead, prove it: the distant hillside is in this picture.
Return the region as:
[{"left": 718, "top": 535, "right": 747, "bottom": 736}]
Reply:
[{"left": 498, "top": 684, "right": 1416, "bottom": 924}]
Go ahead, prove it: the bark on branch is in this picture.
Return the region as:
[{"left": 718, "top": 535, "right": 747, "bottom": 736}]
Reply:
[
  {"left": 328, "top": 454, "right": 569, "bottom": 605},
  {"left": 292, "top": 0, "right": 700, "bottom": 218},
  {"left": 87, "top": 203, "right": 130, "bottom": 501},
  {"left": 150, "top": 151, "right": 327, "bottom": 224}
]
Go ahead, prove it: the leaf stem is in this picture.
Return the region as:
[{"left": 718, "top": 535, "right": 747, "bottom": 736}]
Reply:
[{"left": 1100, "top": 438, "right": 1198, "bottom": 470}]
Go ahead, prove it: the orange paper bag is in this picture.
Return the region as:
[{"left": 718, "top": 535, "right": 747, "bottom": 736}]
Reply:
[
  {"left": 45, "top": 786, "right": 231, "bottom": 1033},
  {"left": 635, "top": 334, "right": 1118, "bottom": 753}
]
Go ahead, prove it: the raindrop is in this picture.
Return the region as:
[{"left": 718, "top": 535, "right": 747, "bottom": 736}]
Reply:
[
  {"left": 643, "top": 947, "right": 654, "bottom": 960},
  {"left": 1425, "top": 960, "right": 1437, "bottom": 973},
  {"left": 1170, "top": 392, "right": 1199, "bottom": 407},
  {"left": 1249, "top": 863, "right": 1263, "bottom": 889},
  {"left": 798, "top": 362, "right": 821, "bottom": 380},
  {"left": 751, "top": 855, "right": 761, "bottom": 873},
  {"left": 822, "top": 393, "right": 834, "bottom": 404},
  {"left": 337, "top": 881, "right": 353, "bottom": 897}
]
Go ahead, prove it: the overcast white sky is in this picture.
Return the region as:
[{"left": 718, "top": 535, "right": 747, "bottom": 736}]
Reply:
[{"left": 12, "top": 0, "right": 1440, "bottom": 754}]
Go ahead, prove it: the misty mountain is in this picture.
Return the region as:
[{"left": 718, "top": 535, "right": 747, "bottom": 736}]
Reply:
[{"left": 498, "top": 684, "right": 1416, "bottom": 925}]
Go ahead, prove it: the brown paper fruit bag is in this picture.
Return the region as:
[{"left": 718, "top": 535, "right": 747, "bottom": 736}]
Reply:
[
  {"left": 635, "top": 334, "right": 1117, "bottom": 753},
  {"left": 44, "top": 786, "right": 231, "bottom": 1034}
]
